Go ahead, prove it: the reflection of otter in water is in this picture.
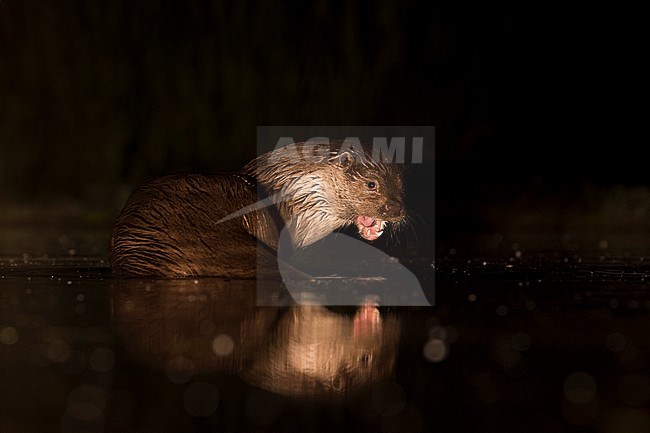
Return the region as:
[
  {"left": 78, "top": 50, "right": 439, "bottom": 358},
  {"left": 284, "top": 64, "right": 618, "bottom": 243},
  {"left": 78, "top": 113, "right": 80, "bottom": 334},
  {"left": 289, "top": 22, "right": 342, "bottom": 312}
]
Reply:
[
  {"left": 112, "top": 279, "right": 400, "bottom": 397},
  {"left": 109, "top": 142, "right": 405, "bottom": 277},
  {"left": 242, "top": 301, "right": 398, "bottom": 395}
]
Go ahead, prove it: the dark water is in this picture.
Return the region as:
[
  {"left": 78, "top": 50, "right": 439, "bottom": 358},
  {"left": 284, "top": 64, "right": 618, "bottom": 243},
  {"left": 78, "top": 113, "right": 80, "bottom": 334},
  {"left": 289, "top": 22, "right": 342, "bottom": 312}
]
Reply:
[{"left": 0, "top": 254, "right": 648, "bottom": 433}]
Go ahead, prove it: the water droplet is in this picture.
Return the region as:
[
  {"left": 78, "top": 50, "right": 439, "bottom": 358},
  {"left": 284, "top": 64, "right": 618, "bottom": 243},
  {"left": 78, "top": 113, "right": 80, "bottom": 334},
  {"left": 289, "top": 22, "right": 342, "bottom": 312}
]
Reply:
[
  {"left": 212, "top": 334, "right": 234, "bottom": 356},
  {"left": 0, "top": 326, "right": 18, "bottom": 345},
  {"left": 66, "top": 384, "right": 105, "bottom": 421},
  {"left": 512, "top": 332, "right": 532, "bottom": 351},
  {"left": 423, "top": 338, "right": 448, "bottom": 362},
  {"left": 606, "top": 333, "right": 626, "bottom": 352},
  {"left": 564, "top": 371, "right": 597, "bottom": 404},
  {"left": 47, "top": 339, "right": 72, "bottom": 363},
  {"left": 428, "top": 326, "right": 446, "bottom": 340}
]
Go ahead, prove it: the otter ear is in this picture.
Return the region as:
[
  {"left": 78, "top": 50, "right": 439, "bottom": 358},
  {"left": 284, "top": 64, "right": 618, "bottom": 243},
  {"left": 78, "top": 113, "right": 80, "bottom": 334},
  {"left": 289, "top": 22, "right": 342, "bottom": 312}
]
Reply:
[{"left": 332, "top": 151, "right": 354, "bottom": 167}]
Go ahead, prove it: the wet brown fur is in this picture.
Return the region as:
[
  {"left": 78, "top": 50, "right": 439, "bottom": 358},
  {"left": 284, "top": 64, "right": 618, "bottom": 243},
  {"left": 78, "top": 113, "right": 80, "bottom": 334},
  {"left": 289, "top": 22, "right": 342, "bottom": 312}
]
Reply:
[{"left": 109, "top": 142, "right": 405, "bottom": 277}]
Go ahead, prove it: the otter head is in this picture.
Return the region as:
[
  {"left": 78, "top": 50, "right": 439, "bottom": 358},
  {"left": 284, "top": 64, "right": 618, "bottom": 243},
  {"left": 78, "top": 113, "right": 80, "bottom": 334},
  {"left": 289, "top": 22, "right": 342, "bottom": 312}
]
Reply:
[
  {"left": 245, "top": 142, "right": 406, "bottom": 249},
  {"left": 330, "top": 152, "right": 405, "bottom": 243}
]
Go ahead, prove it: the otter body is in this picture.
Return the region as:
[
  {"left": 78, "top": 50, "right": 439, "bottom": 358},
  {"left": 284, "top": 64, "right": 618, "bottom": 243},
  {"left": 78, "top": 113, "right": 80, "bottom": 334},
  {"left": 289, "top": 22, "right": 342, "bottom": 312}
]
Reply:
[
  {"left": 109, "top": 142, "right": 405, "bottom": 278},
  {"left": 109, "top": 173, "right": 279, "bottom": 278}
]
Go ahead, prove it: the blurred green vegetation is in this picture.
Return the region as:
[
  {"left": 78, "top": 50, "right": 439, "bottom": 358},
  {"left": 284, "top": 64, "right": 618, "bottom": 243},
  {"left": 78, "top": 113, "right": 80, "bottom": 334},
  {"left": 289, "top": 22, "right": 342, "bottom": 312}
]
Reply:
[{"left": 1, "top": 0, "right": 484, "bottom": 209}]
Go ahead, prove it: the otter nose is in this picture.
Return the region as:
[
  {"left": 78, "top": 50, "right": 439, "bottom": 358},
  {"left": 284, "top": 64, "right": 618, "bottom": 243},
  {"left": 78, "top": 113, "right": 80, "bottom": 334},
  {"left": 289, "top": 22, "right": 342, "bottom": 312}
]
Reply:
[{"left": 380, "top": 200, "right": 403, "bottom": 218}]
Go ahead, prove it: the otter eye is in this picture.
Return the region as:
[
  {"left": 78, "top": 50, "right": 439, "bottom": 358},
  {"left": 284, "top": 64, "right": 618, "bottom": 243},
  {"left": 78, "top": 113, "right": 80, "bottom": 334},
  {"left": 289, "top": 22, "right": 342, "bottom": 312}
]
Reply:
[{"left": 367, "top": 181, "right": 376, "bottom": 190}]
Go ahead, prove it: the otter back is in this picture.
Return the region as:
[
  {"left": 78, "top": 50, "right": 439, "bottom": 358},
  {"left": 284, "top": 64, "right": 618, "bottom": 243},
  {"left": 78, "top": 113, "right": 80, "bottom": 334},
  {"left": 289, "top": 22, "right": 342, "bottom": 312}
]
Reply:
[{"left": 109, "top": 174, "right": 279, "bottom": 278}]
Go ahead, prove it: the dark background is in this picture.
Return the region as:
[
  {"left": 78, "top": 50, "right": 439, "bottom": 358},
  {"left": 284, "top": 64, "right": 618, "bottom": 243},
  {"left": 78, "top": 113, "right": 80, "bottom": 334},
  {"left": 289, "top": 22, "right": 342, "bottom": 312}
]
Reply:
[
  {"left": 0, "top": 1, "right": 647, "bottom": 253},
  {"left": 0, "top": 4, "right": 648, "bottom": 433}
]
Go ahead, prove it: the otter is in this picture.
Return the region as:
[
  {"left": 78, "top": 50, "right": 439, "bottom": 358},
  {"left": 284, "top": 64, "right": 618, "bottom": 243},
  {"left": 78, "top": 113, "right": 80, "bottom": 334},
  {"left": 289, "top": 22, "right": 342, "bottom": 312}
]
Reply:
[{"left": 109, "top": 141, "right": 405, "bottom": 278}]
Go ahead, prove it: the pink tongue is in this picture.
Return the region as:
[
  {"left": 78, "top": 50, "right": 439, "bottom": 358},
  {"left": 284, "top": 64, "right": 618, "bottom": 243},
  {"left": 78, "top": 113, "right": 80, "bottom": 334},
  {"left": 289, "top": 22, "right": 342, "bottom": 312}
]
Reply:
[
  {"left": 357, "top": 215, "right": 376, "bottom": 227},
  {"left": 356, "top": 215, "right": 381, "bottom": 240}
]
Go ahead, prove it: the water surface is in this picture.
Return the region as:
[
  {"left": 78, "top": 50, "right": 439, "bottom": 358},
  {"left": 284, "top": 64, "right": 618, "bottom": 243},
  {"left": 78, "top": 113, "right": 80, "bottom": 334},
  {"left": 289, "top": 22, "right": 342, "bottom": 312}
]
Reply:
[{"left": 0, "top": 254, "right": 648, "bottom": 432}]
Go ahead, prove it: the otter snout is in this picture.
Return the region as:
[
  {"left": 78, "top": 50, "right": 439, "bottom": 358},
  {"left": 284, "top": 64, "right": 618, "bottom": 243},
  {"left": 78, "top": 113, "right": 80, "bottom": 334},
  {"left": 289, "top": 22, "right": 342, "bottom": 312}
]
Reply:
[{"left": 380, "top": 200, "right": 404, "bottom": 219}]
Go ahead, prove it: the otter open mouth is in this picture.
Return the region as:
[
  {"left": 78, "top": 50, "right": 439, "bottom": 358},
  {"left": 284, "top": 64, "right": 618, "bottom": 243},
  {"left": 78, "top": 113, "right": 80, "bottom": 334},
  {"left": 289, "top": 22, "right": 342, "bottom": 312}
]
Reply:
[{"left": 356, "top": 216, "right": 387, "bottom": 241}]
